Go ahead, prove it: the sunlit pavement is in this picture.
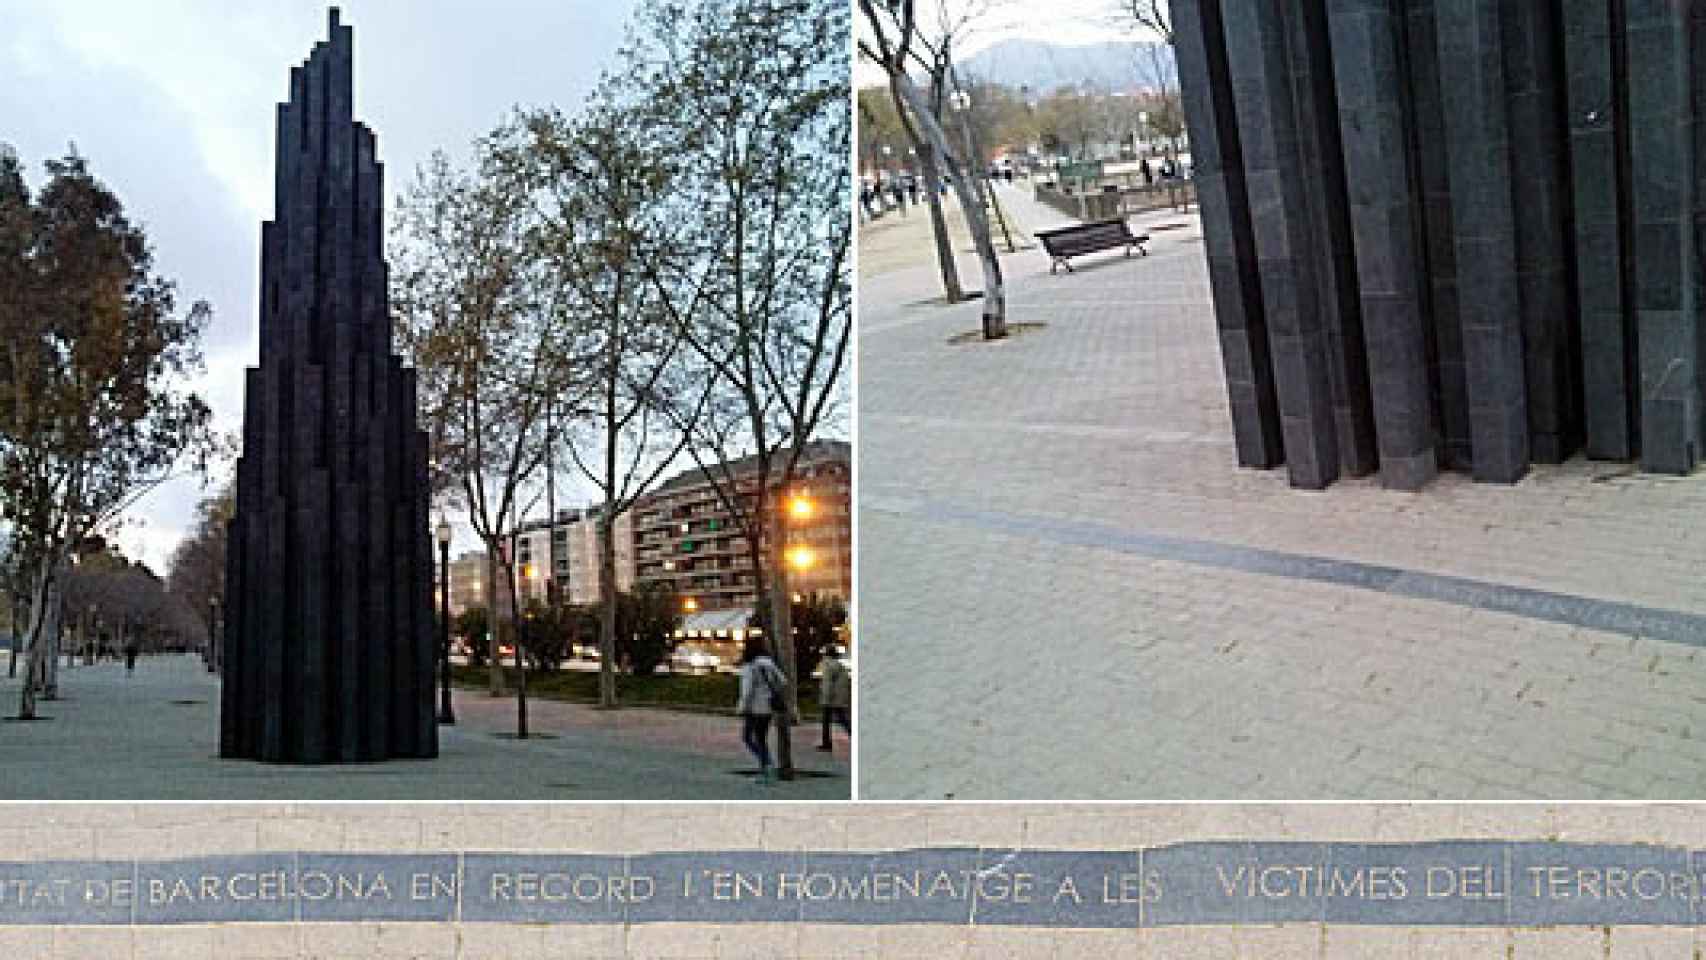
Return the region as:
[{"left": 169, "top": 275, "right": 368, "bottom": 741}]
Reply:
[{"left": 859, "top": 180, "right": 1706, "bottom": 802}]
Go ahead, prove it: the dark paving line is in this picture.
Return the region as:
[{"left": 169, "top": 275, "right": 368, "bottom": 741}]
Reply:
[{"left": 873, "top": 496, "right": 1706, "bottom": 647}]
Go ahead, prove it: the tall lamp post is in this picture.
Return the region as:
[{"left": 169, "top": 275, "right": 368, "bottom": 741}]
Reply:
[
  {"left": 435, "top": 519, "right": 455, "bottom": 725},
  {"left": 207, "top": 597, "right": 219, "bottom": 673}
]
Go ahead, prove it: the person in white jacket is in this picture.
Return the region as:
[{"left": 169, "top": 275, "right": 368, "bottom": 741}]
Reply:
[{"left": 736, "top": 640, "right": 787, "bottom": 784}]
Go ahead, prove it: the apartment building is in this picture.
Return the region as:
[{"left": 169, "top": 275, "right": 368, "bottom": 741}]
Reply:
[
  {"left": 632, "top": 440, "right": 852, "bottom": 616},
  {"left": 513, "top": 507, "right": 636, "bottom": 607}
]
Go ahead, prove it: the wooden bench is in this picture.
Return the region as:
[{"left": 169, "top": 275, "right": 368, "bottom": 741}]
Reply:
[{"left": 1035, "top": 218, "right": 1150, "bottom": 274}]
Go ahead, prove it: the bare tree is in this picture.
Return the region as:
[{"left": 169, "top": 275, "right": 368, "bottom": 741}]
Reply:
[
  {"left": 392, "top": 142, "right": 563, "bottom": 738},
  {"left": 634, "top": 0, "right": 852, "bottom": 778},
  {"left": 1119, "top": 0, "right": 1171, "bottom": 41},
  {"left": 860, "top": 0, "right": 1008, "bottom": 339},
  {"left": 501, "top": 99, "right": 711, "bottom": 711}
]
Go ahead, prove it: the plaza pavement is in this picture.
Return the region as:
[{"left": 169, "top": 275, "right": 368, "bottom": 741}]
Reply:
[
  {"left": 0, "top": 654, "right": 848, "bottom": 799},
  {"left": 859, "top": 180, "right": 1706, "bottom": 801}
]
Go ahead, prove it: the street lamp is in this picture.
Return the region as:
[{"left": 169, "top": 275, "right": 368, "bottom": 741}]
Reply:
[
  {"left": 786, "top": 544, "right": 817, "bottom": 572},
  {"left": 207, "top": 597, "right": 219, "bottom": 673},
  {"left": 435, "top": 519, "right": 455, "bottom": 725}
]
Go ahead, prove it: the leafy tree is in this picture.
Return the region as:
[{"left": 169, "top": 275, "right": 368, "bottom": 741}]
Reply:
[
  {"left": 748, "top": 590, "right": 846, "bottom": 683},
  {"left": 637, "top": 0, "right": 852, "bottom": 777},
  {"left": 500, "top": 99, "right": 708, "bottom": 709},
  {"left": 615, "top": 582, "right": 680, "bottom": 677},
  {"left": 393, "top": 141, "right": 567, "bottom": 738},
  {"left": 0, "top": 146, "right": 217, "bottom": 719},
  {"left": 164, "top": 481, "right": 233, "bottom": 648},
  {"left": 454, "top": 605, "right": 491, "bottom": 668},
  {"left": 516, "top": 598, "right": 573, "bottom": 674},
  {"left": 791, "top": 591, "right": 847, "bottom": 681}
]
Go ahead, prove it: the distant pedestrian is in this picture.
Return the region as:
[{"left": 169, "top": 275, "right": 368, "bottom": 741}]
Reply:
[
  {"left": 123, "top": 641, "right": 138, "bottom": 675},
  {"left": 1140, "top": 157, "right": 1154, "bottom": 185},
  {"left": 818, "top": 647, "right": 851, "bottom": 751},
  {"left": 1003, "top": 166, "right": 1014, "bottom": 184},
  {"left": 736, "top": 640, "right": 788, "bottom": 784},
  {"left": 890, "top": 182, "right": 907, "bottom": 216},
  {"left": 906, "top": 178, "right": 919, "bottom": 205}
]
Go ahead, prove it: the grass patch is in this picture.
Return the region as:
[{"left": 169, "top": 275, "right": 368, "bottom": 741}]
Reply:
[{"left": 452, "top": 666, "right": 821, "bottom": 718}]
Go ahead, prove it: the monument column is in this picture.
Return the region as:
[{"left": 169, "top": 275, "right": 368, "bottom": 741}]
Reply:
[
  {"left": 1433, "top": 0, "right": 1529, "bottom": 483},
  {"left": 1221, "top": 0, "right": 1341, "bottom": 490},
  {"left": 1326, "top": 0, "right": 1438, "bottom": 490},
  {"left": 1561, "top": 0, "right": 1639, "bottom": 460},
  {"left": 221, "top": 8, "right": 437, "bottom": 764},
  {"left": 1624, "top": 0, "right": 1700, "bottom": 474},
  {"left": 1172, "top": 0, "right": 1285, "bottom": 471}
]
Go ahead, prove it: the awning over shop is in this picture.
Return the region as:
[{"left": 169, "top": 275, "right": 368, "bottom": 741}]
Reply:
[{"left": 675, "top": 607, "right": 757, "bottom": 640}]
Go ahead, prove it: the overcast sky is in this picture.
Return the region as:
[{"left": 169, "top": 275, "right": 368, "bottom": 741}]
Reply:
[
  {"left": 2, "top": 1, "right": 638, "bottom": 572},
  {"left": 853, "top": 0, "right": 1157, "bottom": 87}
]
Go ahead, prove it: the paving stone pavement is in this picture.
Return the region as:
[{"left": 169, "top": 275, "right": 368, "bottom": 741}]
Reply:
[
  {"left": 0, "top": 655, "right": 848, "bottom": 800},
  {"left": 858, "top": 181, "right": 1706, "bottom": 801}
]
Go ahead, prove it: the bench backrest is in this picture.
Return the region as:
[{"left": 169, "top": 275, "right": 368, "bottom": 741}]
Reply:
[{"left": 1036, "top": 218, "right": 1136, "bottom": 255}]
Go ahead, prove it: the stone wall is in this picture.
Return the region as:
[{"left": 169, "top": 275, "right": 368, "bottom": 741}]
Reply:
[
  {"left": 5, "top": 804, "right": 1706, "bottom": 958},
  {"left": 1174, "top": 0, "right": 1702, "bottom": 490}
]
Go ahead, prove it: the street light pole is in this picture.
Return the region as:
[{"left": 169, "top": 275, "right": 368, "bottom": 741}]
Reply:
[
  {"left": 436, "top": 519, "right": 455, "bottom": 725},
  {"left": 207, "top": 597, "right": 220, "bottom": 673}
]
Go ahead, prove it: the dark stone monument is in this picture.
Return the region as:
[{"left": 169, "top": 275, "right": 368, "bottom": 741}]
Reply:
[
  {"left": 1175, "top": 0, "right": 1703, "bottom": 489},
  {"left": 220, "top": 8, "right": 437, "bottom": 763}
]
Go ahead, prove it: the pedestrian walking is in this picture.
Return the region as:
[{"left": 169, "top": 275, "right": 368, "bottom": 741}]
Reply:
[
  {"left": 818, "top": 647, "right": 851, "bottom": 751},
  {"left": 736, "top": 640, "right": 788, "bottom": 784},
  {"left": 123, "top": 641, "right": 138, "bottom": 675},
  {"left": 890, "top": 182, "right": 907, "bottom": 216},
  {"left": 906, "top": 178, "right": 919, "bottom": 205},
  {"left": 1140, "top": 157, "right": 1154, "bottom": 185}
]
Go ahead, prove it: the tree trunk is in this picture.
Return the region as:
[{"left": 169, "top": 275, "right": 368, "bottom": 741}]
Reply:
[
  {"left": 16, "top": 561, "right": 54, "bottom": 720},
  {"left": 767, "top": 531, "right": 798, "bottom": 781},
  {"left": 504, "top": 540, "right": 527, "bottom": 739},
  {"left": 41, "top": 580, "right": 60, "bottom": 699},
  {"left": 918, "top": 148, "right": 965, "bottom": 303},
  {"left": 597, "top": 512, "right": 618, "bottom": 709},
  {"left": 890, "top": 83, "right": 964, "bottom": 304},
  {"left": 893, "top": 73, "right": 1007, "bottom": 339},
  {"left": 7, "top": 592, "right": 18, "bottom": 679},
  {"left": 485, "top": 548, "right": 502, "bottom": 696}
]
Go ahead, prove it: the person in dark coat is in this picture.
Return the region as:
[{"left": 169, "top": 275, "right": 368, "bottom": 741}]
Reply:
[{"left": 123, "top": 641, "right": 138, "bottom": 674}]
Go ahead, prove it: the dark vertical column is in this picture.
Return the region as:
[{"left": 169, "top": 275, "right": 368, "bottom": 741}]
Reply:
[
  {"left": 221, "top": 9, "right": 438, "bottom": 763},
  {"left": 365, "top": 354, "right": 392, "bottom": 761},
  {"left": 1562, "top": 0, "right": 1640, "bottom": 459},
  {"left": 1328, "top": 0, "right": 1439, "bottom": 490},
  {"left": 1694, "top": 0, "right": 1706, "bottom": 459},
  {"left": 1287, "top": 0, "right": 1379, "bottom": 478},
  {"left": 1403, "top": 0, "right": 1471, "bottom": 469},
  {"left": 1222, "top": 0, "right": 1340, "bottom": 489},
  {"left": 1502, "top": 0, "right": 1581, "bottom": 463},
  {"left": 1171, "top": 0, "right": 1285, "bottom": 470},
  {"left": 1625, "top": 0, "right": 1699, "bottom": 473},
  {"left": 1434, "top": 0, "right": 1529, "bottom": 483}
]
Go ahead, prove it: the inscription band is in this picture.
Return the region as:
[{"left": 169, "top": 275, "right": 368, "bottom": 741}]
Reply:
[{"left": 4, "top": 842, "right": 1706, "bottom": 927}]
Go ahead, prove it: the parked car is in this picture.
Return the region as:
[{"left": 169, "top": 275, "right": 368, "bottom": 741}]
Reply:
[{"left": 670, "top": 646, "right": 722, "bottom": 674}]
